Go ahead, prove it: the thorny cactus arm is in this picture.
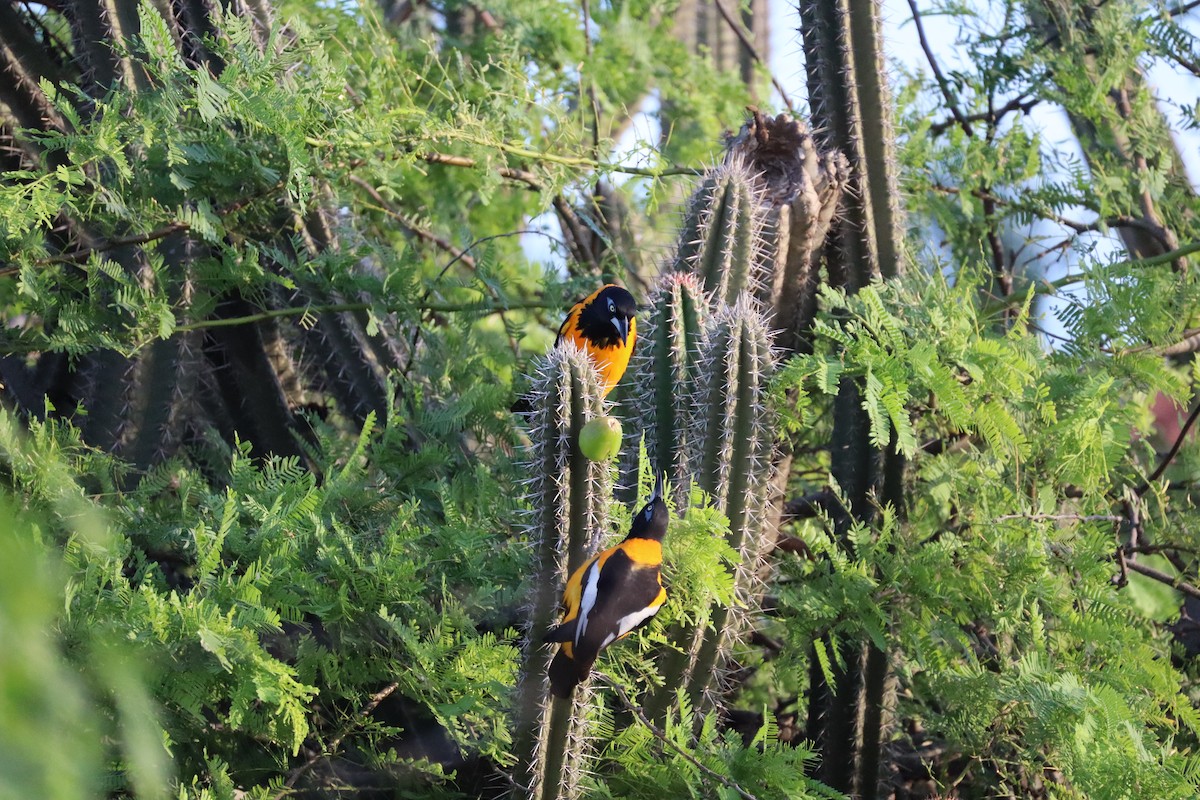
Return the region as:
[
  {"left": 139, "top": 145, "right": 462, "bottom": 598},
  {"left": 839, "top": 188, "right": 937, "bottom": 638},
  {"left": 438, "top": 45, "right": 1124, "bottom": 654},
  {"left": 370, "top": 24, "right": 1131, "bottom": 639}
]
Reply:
[
  {"left": 512, "top": 342, "right": 611, "bottom": 800},
  {"left": 647, "top": 297, "right": 776, "bottom": 718},
  {"left": 724, "top": 112, "right": 849, "bottom": 355},
  {"left": 684, "top": 296, "right": 777, "bottom": 707},
  {"left": 799, "top": 0, "right": 903, "bottom": 286},
  {"left": 673, "top": 159, "right": 769, "bottom": 306},
  {"left": 798, "top": 0, "right": 907, "bottom": 796},
  {"left": 620, "top": 272, "right": 710, "bottom": 504}
]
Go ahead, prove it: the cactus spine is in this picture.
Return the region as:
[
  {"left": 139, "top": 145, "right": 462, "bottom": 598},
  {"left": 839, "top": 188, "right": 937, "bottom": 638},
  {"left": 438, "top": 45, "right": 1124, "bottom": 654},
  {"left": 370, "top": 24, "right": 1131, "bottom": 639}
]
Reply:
[{"left": 512, "top": 342, "right": 611, "bottom": 800}]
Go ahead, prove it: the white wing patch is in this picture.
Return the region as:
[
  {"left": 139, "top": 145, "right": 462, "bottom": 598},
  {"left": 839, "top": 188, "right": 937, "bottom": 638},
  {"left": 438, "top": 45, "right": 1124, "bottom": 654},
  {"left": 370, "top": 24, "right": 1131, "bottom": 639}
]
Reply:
[
  {"left": 574, "top": 561, "right": 602, "bottom": 646},
  {"left": 600, "top": 602, "right": 664, "bottom": 648}
]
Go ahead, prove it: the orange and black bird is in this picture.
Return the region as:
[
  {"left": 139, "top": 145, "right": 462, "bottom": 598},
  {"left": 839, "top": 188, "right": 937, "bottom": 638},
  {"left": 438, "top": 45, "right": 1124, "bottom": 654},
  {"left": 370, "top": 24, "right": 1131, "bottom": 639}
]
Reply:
[
  {"left": 555, "top": 284, "right": 637, "bottom": 397},
  {"left": 544, "top": 474, "right": 669, "bottom": 699}
]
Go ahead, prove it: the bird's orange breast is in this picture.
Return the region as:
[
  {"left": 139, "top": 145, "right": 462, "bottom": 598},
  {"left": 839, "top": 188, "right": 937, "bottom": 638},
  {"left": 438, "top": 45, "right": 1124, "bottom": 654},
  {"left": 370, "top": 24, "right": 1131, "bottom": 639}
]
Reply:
[{"left": 559, "top": 316, "right": 636, "bottom": 397}]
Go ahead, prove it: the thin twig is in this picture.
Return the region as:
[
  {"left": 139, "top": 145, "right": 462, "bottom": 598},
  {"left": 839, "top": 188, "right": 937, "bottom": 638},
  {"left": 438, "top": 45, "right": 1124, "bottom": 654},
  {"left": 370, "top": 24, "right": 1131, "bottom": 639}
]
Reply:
[
  {"left": 993, "top": 513, "right": 1124, "bottom": 523},
  {"left": 928, "top": 183, "right": 1167, "bottom": 245},
  {"left": 1135, "top": 402, "right": 1200, "bottom": 495},
  {"left": 171, "top": 298, "right": 554, "bottom": 334},
  {"left": 928, "top": 95, "right": 1039, "bottom": 137},
  {"left": 420, "top": 151, "right": 545, "bottom": 190},
  {"left": 348, "top": 175, "right": 523, "bottom": 357},
  {"left": 2, "top": 179, "right": 290, "bottom": 278},
  {"left": 438, "top": 137, "right": 703, "bottom": 177},
  {"left": 1164, "top": 48, "right": 1200, "bottom": 79},
  {"left": 1124, "top": 560, "right": 1200, "bottom": 600},
  {"left": 597, "top": 676, "right": 761, "bottom": 800},
  {"left": 979, "top": 240, "right": 1200, "bottom": 318},
  {"left": 349, "top": 177, "right": 478, "bottom": 268},
  {"left": 0, "top": 222, "right": 191, "bottom": 276},
  {"left": 1107, "top": 240, "right": 1200, "bottom": 271},
  {"left": 907, "top": 0, "right": 973, "bottom": 137},
  {"left": 713, "top": 0, "right": 797, "bottom": 114},
  {"left": 553, "top": 195, "right": 599, "bottom": 274},
  {"left": 275, "top": 682, "right": 399, "bottom": 798},
  {"left": 418, "top": 149, "right": 606, "bottom": 274}
]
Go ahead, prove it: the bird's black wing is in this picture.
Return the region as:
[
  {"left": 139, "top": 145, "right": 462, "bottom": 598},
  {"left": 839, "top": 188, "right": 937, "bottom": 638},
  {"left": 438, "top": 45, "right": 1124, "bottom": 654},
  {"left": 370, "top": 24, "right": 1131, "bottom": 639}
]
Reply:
[{"left": 573, "top": 548, "right": 662, "bottom": 669}]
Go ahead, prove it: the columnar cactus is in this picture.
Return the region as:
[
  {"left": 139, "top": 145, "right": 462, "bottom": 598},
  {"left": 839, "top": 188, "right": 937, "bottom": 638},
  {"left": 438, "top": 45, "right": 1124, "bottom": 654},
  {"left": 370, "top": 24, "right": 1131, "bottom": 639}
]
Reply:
[
  {"left": 517, "top": 110, "right": 845, "bottom": 787},
  {"left": 723, "top": 111, "right": 849, "bottom": 355},
  {"left": 797, "top": 0, "right": 907, "bottom": 796},
  {"left": 673, "top": 158, "right": 769, "bottom": 306},
  {"left": 0, "top": 2, "right": 406, "bottom": 473},
  {"left": 512, "top": 342, "right": 611, "bottom": 800},
  {"left": 646, "top": 296, "right": 777, "bottom": 717},
  {"left": 619, "top": 272, "right": 711, "bottom": 504}
]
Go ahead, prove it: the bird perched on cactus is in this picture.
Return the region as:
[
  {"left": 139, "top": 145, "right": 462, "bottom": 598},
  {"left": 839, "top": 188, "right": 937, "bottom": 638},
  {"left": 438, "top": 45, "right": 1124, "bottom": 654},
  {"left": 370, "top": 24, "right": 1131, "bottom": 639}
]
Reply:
[
  {"left": 544, "top": 473, "right": 669, "bottom": 698},
  {"left": 556, "top": 284, "right": 637, "bottom": 397}
]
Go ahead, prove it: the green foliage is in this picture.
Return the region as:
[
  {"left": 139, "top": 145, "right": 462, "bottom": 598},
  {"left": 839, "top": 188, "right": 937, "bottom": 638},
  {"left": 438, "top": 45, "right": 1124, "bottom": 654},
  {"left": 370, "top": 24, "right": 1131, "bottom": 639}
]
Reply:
[
  {"left": 593, "top": 692, "right": 831, "bottom": 800},
  {"left": 771, "top": 266, "right": 1200, "bottom": 797},
  {"left": 4, "top": 0, "right": 1200, "bottom": 798},
  {"left": 1, "top": 404, "right": 525, "bottom": 796},
  {"left": 0, "top": 493, "right": 169, "bottom": 800}
]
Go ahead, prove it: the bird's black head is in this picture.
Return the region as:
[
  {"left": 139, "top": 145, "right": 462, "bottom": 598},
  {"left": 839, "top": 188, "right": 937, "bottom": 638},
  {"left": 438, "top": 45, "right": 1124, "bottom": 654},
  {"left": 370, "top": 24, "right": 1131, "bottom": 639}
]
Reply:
[
  {"left": 627, "top": 473, "right": 669, "bottom": 541},
  {"left": 578, "top": 285, "right": 637, "bottom": 348}
]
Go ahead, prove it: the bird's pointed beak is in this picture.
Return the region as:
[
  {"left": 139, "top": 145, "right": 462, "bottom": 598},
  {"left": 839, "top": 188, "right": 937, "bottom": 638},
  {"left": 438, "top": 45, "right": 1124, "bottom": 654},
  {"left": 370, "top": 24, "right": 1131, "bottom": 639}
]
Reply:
[
  {"left": 650, "top": 472, "right": 665, "bottom": 503},
  {"left": 611, "top": 316, "right": 629, "bottom": 346}
]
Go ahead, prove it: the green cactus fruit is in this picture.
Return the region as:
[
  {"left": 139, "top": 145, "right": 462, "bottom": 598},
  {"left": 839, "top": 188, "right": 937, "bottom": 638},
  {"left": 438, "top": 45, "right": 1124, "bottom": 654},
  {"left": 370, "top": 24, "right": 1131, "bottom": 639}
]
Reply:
[
  {"left": 579, "top": 416, "right": 623, "bottom": 461},
  {"left": 512, "top": 341, "right": 611, "bottom": 800}
]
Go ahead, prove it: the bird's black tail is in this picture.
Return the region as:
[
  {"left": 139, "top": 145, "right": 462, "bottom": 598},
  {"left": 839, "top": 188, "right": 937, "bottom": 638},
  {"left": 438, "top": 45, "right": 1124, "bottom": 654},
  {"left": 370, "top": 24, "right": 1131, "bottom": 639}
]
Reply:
[{"left": 548, "top": 651, "right": 579, "bottom": 698}]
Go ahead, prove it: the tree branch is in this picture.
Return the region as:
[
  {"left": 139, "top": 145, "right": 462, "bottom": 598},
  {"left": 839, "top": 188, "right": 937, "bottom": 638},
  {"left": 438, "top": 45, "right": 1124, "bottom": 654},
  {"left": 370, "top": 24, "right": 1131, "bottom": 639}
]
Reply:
[
  {"left": 928, "top": 95, "right": 1040, "bottom": 137},
  {"left": 1168, "top": 0, "right": 1200, "bottom": 18},
  {"left": 928, "top": 183, "right": 1169, "bottom": 245},
  {"left": 1124, "top": 559, "right": 1200, "bottom": 600},
  {"left": 1118, "top": 327, "right": 1200, "bottom": 357},
  {"left": 907, "top": 0, "right": 973, "bottom": 137},
  {"left": 713, "top": 0, "right": 796, "bottom": 114},
  {"left": 275, "top": 682, "right": 399, "bottom": 798},
  {"left": 1127, "top": 543, "right": 1200, "bottom": 557},
  {"left": 1135, "top": 402, "right": 1200, "bottom": 496}
]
